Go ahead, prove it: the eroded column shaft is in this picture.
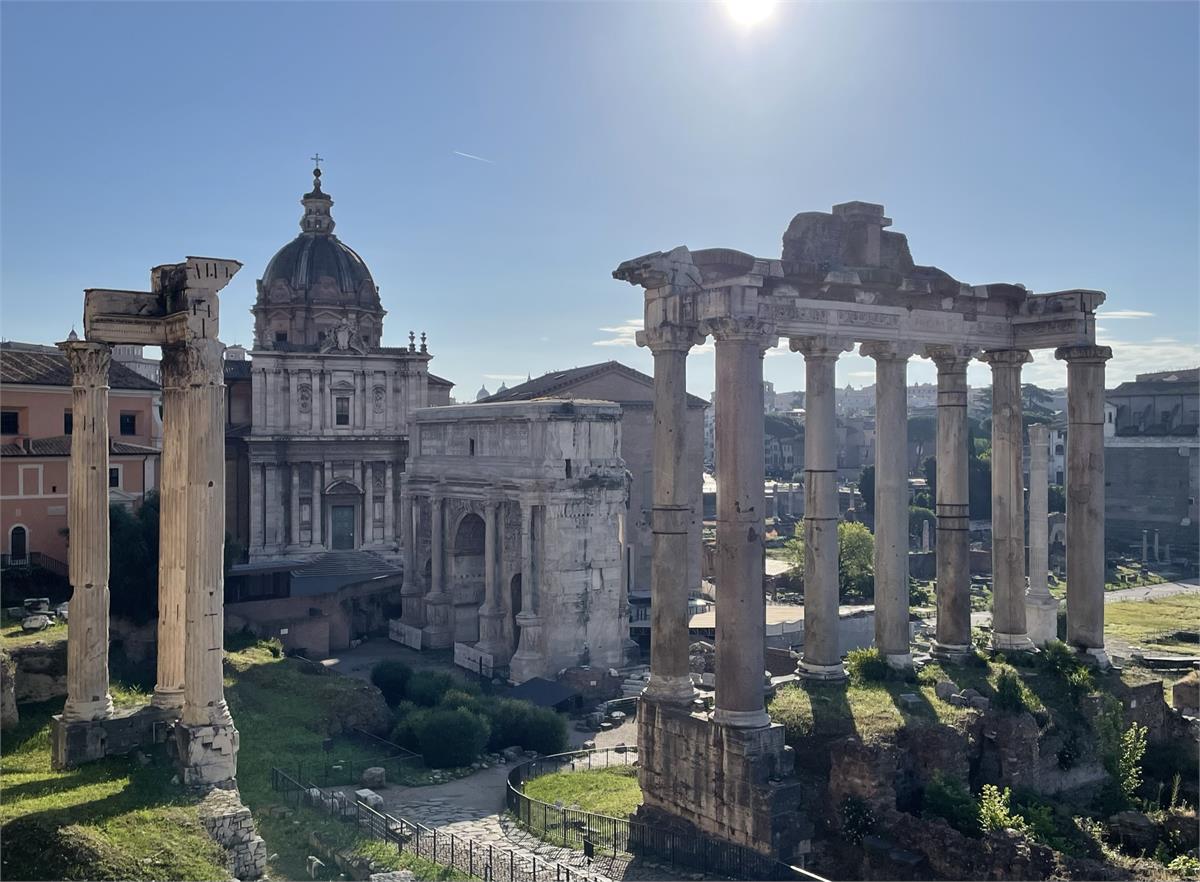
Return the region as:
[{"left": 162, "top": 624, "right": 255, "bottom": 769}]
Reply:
[
  {"left": 933, "top": 352, "right": 972, "bottom": 656},
  {"left": 153, "top": 347, "right": 187, "bottom": 711}
]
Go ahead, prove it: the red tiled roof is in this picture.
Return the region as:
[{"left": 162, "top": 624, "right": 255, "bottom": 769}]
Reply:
[
  {"left": 1, "top": 345, "right": 159, "bottom": 391},
  {"left": 0, "top": 436, "right": 160, "bottom": 457}
]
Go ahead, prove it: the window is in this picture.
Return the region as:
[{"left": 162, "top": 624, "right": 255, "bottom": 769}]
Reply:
[
  {"left": 18, "top": 466, "right": 41, "bottom": 496},
  {"left": 0, "top": 411, "right": 17, "bottom": 435},
  {"left": 335, "top": 397, "right": 350, "bottom": 426},
  {"left": 469, "top": 439, "right": 476, "bottom": 456},
  {"left": 119, "top": 413, "right": 137, "bottom": 436},
  {"left": 64, "top": 410, "right": 73, "bottom": 435},
  {"left": 109, "top": 467, "right": 121, "bottom": 489},
  {"left": 275, "top": 331, "right": 288, "bottom": 343}
]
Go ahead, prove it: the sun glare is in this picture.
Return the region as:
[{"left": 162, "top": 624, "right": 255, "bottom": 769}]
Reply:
[{"left": 725, "top": 0, "right": 778, "bottom": 28}]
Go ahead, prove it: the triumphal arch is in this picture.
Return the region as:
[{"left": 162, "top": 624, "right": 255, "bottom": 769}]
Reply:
[
  {"left": 615, "top": 201, "right": 1110, "bottom": 857},
  {"left": 52, "top": 256, "right": 242, "bottom": 789}
]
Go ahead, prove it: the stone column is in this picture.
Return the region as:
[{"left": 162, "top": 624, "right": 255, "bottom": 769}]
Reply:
[
  {"left": 1026, "top": 423, "right": 1058, "bottom": 646},
  {"left": 792, "top": 337, "right": 850, "bottom": 680},
  {"left": 400, "top": 486, "right": 423, "bottom": 625},
  {"left": 264, "top": 464, "right": 279, "bottom": 550},
  {"left": 711, "top": 319, "right": 775, "bottom": 729},
  {"left": 384, "top": 462, "right": 395, "bottom": 546},
  {"left": 930, "top": 348, "right": 973, "bottom": 660},
  {"left": 290, "top": 464, "right": 301, "bottom": 547},
  {"left": 58, "top": 340, "right": 115, "bottom": 722},
  {"left": 477, "top": 497, "right": 507, "bottom": 656},
  {"left": 1141, "top": 530, "right": 1148, "bottom": 563},
  {"left": 510, "top": 501, "right": 544, "bottom": 682},
  {"left": 1154, "top": 530, "right": 1160, "bottom": 563},
  {"left": 363, "top": 462, "right": 375, "bottom": 547},
  {"left": 982, "top": 349, "right": 1034, "bottom": 652},
  {"left": 422, "top": 491, "right": 452, "bottom": 648},
  {"left": 178, "top": 339, "right": 239, "bottom": 786},
  {"left": 643, "top": 328, "right": 698, "bottom": 705},
  {"left": 863, "top": 342, "right": 912, "bottom": 668},
  {"left": 152, "top": 344, "right": 188, "bottom": 712},
  {"left": 249, "top": 463, "right": 264, "bottom": 552},
  {"left": 1056, "top": 345, "right": 1113, "bottom": 664},
  {"left": 312, "top": 463, "right": 323, "bottom": 547}
]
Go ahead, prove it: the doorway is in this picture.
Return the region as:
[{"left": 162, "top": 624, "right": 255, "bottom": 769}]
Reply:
[
  {"left": 331, "top": 505, "right": 355, "bottom": 550},
  {"left": 9, "top": 525, "right": 27, "bottom": 562}
]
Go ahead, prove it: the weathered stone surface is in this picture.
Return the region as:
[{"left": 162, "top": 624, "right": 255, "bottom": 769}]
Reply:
[
  {"left": 361, "top": 767, "right": 386, "bottom": 789},
  {"left": 198, "top": 787, "right": 267, "bottom": 880},
  {"left": 0, "top": 651, "right": 18, "bottom": 731},
  {"left": 21, "top": 615, "right": 51, "bottom": 632},
  {"left": 1172, "top": 670, "right": 1199, "bottom": 714},
  {"left": 10, "top": 640, "right": 69, "bottom": 703},
  {"left": 934, "top": 680, "right": 956, "bottom": 701},
  {"left": 1106, "top": 810, "right": 1160, "bottom": 853},
  {"left": 50, "top": 704, "right": 171, "bottom": 770},
  {"left": 354, "top": 788, "right": 384, "bottom": 810}
]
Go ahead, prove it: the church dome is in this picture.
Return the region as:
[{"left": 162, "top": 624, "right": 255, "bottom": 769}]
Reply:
[{"left": 253, "top": 163, "right": 385, "bottom": 350}]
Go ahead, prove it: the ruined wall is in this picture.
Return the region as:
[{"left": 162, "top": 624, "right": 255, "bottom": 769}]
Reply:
[
  {"left": 198, "top": 787, "right": 267, "bottom": 880},
  {"left": 9, "top": 639, "right": 68, "bottom": 703}
]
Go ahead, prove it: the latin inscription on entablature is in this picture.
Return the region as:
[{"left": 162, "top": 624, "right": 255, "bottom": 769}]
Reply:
[
  {"left": 419, "top": 425, "right": 446, "bottom": 456},
  {"left": 835, "top": 309, "right": 899, "bottom": 328}
]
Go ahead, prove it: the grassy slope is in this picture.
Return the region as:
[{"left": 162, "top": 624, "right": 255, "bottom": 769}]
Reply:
[
  {"left": 1, "top": 618, "right": 68, "bottom": 650},
  {"left": 522, "top": 766, "right": 642, "bottom": 818},
  {"left": 224, "top": 643, "right": 462, "bottom": 881},
  {"left": 0, "top": 699, "right": 227, "bottom": 882}
]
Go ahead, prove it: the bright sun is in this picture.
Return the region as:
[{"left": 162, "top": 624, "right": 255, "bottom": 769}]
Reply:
[{"left": 724, "top": 0, "right": 778, "bottom": 28}]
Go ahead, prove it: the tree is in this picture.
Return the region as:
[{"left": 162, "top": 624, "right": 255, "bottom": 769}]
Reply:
[
  {"left": 909, "top": 506, "right": 936, "bottom": 546},
  {"left": 908, "top": 416, "right": 938, "bottom": 464},
  {"left": 782, "top": 520, "right": 875, "bottom": 602},
  {"left": 858, "top": 466, "right": 875, "bottom": 514},
  {"left": 108, "top": 491, "right": 160, "bottom": 623},
  {"left": 1021, "top": 384, "right": 1055, "bottom": 419},
  {"left": 1047, "top": 484, "right": 1066, "bottom": 514}
]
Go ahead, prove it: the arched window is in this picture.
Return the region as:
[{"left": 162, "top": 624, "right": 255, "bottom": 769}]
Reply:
[{"left": 9, "top": 525, "right": 28, "bottom": 562}]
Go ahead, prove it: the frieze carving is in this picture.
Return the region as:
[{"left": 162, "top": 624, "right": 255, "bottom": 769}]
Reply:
[
  {"left": 319, "top": 316, "right": 368, "bottom": 355},
  {"left": 58, "top": 341, "right": 112, "bottom": 387},
  {"left": 835, "top": 309, "right": 899, "bottom": 328},
  {"left": 299, "top": 384, "right": 312, "bottom": 413},
  {"left": 701, "top": 316, "right": 777, "bottom": 345}
]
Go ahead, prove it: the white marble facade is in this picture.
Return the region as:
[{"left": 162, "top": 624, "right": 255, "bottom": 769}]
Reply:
[{"left": 395, "top": 400, "right": 630, "bottom": 683}]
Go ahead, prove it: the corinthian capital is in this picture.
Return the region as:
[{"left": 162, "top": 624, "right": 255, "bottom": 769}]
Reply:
[
  {"left": 860, "top": 341, "right": 918, "bottom": 362},
  {"left": 57, "top": 340, "right": 111, "bottom": 387},
  {"left": 639, "top": 324, "right": 705, "bottom": 353},
  {"left": 1054, "top": 344, "right": 1112, "bottom": 365},
  {"left": 173, "top": 339, "right": 225, "bottom": 386},
  {"left": 979, "top": 348, "right": 1032, "bottom": 368},
  {"left": 925, "top": 344, "right": 977, "bottom": 372}
]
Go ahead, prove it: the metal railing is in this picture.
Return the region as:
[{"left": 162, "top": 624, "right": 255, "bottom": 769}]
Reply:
[
  {"left": 287, "top": 727, "right": 424, "bottom": 788},
  {"left": 507, "top": 747, "right": 826, "bottom": 882},
  {"left": 0, "top": 552, "right": 68, "bottom": 578},
  {"left": 270, "top": 766, "right": 603, "bottom": 882}
]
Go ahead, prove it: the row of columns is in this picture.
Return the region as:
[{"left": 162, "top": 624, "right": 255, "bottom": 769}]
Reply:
[
  {"left": 397, "top": 486, "right": 544, "bottom": 670},
  {"left": 59, "top": 337, "right": 236, "bottom": 778},
  {"left": 642, "top": 324, "right": 1113, "bottom": 728}
]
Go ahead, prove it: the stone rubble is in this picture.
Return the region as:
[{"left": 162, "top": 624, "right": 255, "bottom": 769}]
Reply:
[{"left": 198, "top": 787, "right": 267, "bottom": 880}]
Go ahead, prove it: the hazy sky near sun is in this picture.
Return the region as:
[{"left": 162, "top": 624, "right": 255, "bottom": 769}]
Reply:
[{"left": 2, "top": 1, "right": 1197, "bottom": 397}]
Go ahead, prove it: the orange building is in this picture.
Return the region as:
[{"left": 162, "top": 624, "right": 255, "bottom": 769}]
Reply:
[{"left": 1, "top": 342, "right": 161, "bottom": 567}]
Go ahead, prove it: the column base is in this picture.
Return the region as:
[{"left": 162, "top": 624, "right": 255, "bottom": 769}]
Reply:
[
  {"left": 175, "top": 721, "right": 240, "bottom": 790},
  {"left": 993, "top": 631, "right": 1036, "bottom": 652},
  {"left": 884, "top": 652, "right": 914, "bottom": 671},
  {"left": 1025, "top": 594, "right": 1060, "bottom": 648},
  {"left": 151, "top": 688, "right": 185, "bottom": 714},
  {"left": 797, "top": 659, "right": 848, "bottom": 682},
  {"left": 1079, "top": 646, "right": 1111, "bottom": 669},
  {"left": 712, "top": 707, "right": 771, "bottom": 729},
  {"left": 642, "top": 673, "right": 697, "bottom": 705},
  {"left": 476, "top": 608, "right": 507, "bottom": 657},
  {"left": 930, "top": 641, "right": 973, "bottom": 663},
  {"left": 62, "top": 694, "right": 115, "bottom": 723}
]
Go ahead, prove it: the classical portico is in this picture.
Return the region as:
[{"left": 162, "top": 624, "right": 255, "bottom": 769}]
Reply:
[
  {"left": 51, "top": 257, "right": 243, "bottom": 790},
  {"left": 615, "top": 201, "right": 1110, "bottom": 858}
]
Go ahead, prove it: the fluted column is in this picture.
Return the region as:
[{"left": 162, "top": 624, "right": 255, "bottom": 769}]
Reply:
[
  {"left": 58, "top": 340, "right": 114, "bottom": 723},
  {"left": 1026, "top": 423, "right": 1057, "bottom": 646},
  {"left": 1056, "top": 345, "right": 1113, "bottom": 664},
  {"left": 711, "top": 318, "right": 775, "bottom": 729},
  {"left": 290, "top": 464, "right": 301, "bottom": 547},
  {"left": 422, "top": 491, "right": 452, "bottom": 648},
  {"left": 982, "top": 349, "right": 1034, "bottom": 651},
  {"left": 792, "top": 336, "right": 851, "bottom": 680},
  {"left": 643, "top": 327, "right": 699, "bottom": 705},
  {"left": 477, "top": 497, "right": 507, "bottom": 656},
  {"left": 930, "top": 347, "right": 973, "bottom": 660},
  {"left": 863, "top": 342, "right": 912, "bottom": 667},
  {"left": 178, "top": 339, "right": 238, "bottom": 786},
  {"left": 510, "top": 500, "right": 544, "bottom": 682},
  {"left": 152, "top": 344, "right": 188, "bottom": 712}
]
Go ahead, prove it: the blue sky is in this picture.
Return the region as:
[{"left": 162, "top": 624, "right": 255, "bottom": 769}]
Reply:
[{"left": 2, "top": 1, "right": 1197, "bottom": 397}]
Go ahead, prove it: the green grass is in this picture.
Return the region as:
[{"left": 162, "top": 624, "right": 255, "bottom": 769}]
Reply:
[
  {"left": 1105, "top": 595, "right": 1200, "bottom": 655},
  {"left": 0, "top": 700, "right": 228, "bottom": 881},
  {"left": 1, "top": 617, "right": 68, "bottom": 649},
  {"left": 224, "top": 642, "right": 466, "bottom": 880},
  {"left": 522, "top": 766, "right": 642, "bottom": 818}
]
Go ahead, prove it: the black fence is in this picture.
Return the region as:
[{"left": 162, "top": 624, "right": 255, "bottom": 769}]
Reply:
[
  {"left": 289, "top": 727, "right": 425, "bottom": 788},
  {"left": 507, "top": 747, "right": 825, "bottom": 882},
  {"left": 270, "top": 766, "right": 603, "bottom": 882}
]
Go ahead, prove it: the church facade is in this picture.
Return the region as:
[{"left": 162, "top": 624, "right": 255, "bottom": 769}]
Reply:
[{"left": 225, "top": 166, "right": 452, "bottom": 565}]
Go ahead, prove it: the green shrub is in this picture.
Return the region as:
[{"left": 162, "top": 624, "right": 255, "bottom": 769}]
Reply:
[
  {"left": 1118, "top": 722, "right": 1148, "bottom": 802},
  {"left": 1166, "top": 854, "right": 1200, "bottom": 879},
  {"left": 846, "top": 647, "right": 891, "bottom": 684},
  {"left": 979, "top": 784, "right": 1027, "bottom": 834},
  {"left": 390, "top": 704, "right": 428, "bottom": 751},
  {"left": 923, "top": 772, "right": 980, "bottom": 837},
  {"left": 485, "top": 698, "right": 567, "bottom": 755},
  {"left": 993, "top": 667, "right": 1029, "bottom": 714},
  {"left": 840, "top": 796, "right": 875, "bottom": 844},
  {"left": 407, "top": 670, "right": 470, "bottom": 706},
  {"left": 439, "top": 688, "right": 485, "bottom": 713},
  {"left": 414, "top": 707, "right": 491, "bottom": 768},
  {"left": 370, "top": 660, "right": 413, "bottom": 706}
]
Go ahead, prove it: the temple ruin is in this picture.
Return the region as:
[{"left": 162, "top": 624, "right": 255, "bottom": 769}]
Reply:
[
  {"left": 52, "top": 256, "right": 242, "bottom": 789},
  {"left": 614, "top": 201, "right": 1111, "bottom": 858}
]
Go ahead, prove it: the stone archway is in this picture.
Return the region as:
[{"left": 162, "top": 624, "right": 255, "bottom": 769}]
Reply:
[{"left": 451, "top": 512, "right": 485, "bottom": 643}]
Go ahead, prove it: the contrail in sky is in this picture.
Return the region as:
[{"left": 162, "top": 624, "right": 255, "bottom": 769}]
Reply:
[{"left": 453, "top": 150, "right": 495, "bottom": 164}]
